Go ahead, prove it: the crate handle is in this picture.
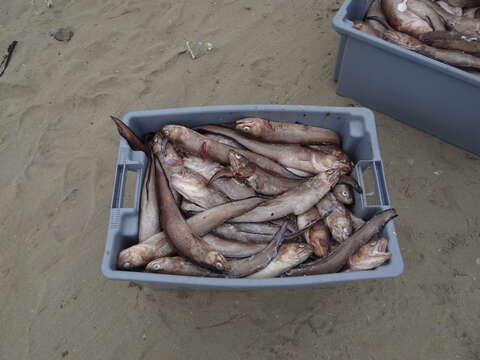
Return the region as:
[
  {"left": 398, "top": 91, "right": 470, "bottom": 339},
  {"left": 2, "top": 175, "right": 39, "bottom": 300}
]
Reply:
[
  {"left": 354, "top": 160, "right": 390, "bottom": 207},
  {"left": 111, "top": 161, "right": 143, "bottom": 209}
]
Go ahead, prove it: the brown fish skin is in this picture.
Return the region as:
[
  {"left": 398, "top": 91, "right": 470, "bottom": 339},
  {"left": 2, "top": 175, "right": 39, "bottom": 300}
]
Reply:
[
  {"left": 196, "top": 125, "right": 351, "bottom": 174},
  {"left": 345, "top": 237, "right": 391, "bottom": 271},
  {"left": 316, "top": 192, "right": 338, "bottom": 218},
  {"left": 463, "top": 7, "right": 480, "bottom": 19},
  {"left": 151, "top": 134, "right": 229, "bottom": 209},
  {"left": 118, "top": 197, "right": 265, "bottom": 269},
  {"left": 233, "top": 222, "right": 280, "bottom": 235},
  {"left": 201, "top": 234, "right": 267, "bottom": 258},
  {"left": 234, "top": 118, "right": 340, "bottom": 145},
  {"left": 212, "top": 224, "right": 274, "bottom": 243},
  {"left": 228, "top": 150, "right": 301, "bottom": 195},
  {"left": 382, "top": 0, "right": 433, "bottom": 37},
  {"left": 111, "top": 116, "right": 149, "bottom": 153},
  {"left": 204, "top": 133, "right": 245, "bottom": 149},
  {"left": 247, "top": 243, "right": 313, "bottom": 278},
  {"left": 138, "top": 157, "right": 161, "bottom": 242},
  {"left": 354, "top": 20, "right": 384, "bottom": 38},
  {"left": 350, "top": 213, "right": 366, "bottom": 231},
  {"left": 384, "top": 30, "right": 480, "bottom": 69},
  {"left": 285, "top": 209, "right": 397, "bottom": 276},
  {"left": 146, "top": 257, "right": 222, "bottom": 277},
  {"left": 333, "top": 184, "right": 353, "bottom": 205},
  {"left": 182, "top": 153, "right": 255, "bottom": 200},
  {"left": 228, "top": 222, "right": 288, "bottom": 278},
  {"left": 419, "top": 31, "right": 480, "bottom": 54},
  {"left": 162, "top": 125, "right": 302, "bottom": 179},
  {"left": 154, "top": 156, "right": 229, "bottom": 272},
  {"left": 231, "top": 170, "right": 341, "bottom": 223}
]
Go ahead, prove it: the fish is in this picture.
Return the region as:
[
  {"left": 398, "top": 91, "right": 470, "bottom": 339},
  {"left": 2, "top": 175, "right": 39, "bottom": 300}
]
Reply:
[
  {"left": 195, "top": 125, "right": 351, "bottom": 174},
  {"left": 146, "top": 257, "right": 222, "bottom": 277},
  {"left": 234, "top": 118, "right": 340, "bottom": 145},
  {"left": 349, "top": 212, "right": 366, "bottom": 231},
  {"left": 151, "top": 134, "right": 229, "bottom": 209},
  {"left": 419, "top": 31, "right": 480, "bottom": 55},
  {"left": 111, "top": 116, "right": 149, "bottom": 153},
  {"left": 418, "top": 0, "right": 480, "bottom": 36},
  {"left": 442, "top": 0, "right": 480, "bottom": 7},
  {"left": 230, "top": 170, "right": 341, "bottom": 223},
  {"left": 437, "top": 1, "right": 463, "bottom": 16},
  {"left": 297, "top": 207, "right": 330, "bottom": 257},
  {"left": 285, "top": 209, "right": 397, "bottom": 276},
  {"left": 117, "top": 232, "right": 174, "bottom": 270},
  {"left": 162, "top": 125, "right": 302, "bottom": 179},
  {"left": 228, "top": 150, "right": 301, "bottom": 195},
  {"left": 345, "top": 237, "right": 391, "bottom": 271},
  {"left": 204, "top": 133, "right": 245, "bottom": 149},
  {"left": 463, "top": 7, "right": 480, "bottom": 19},
  {"left": 365, "top": 0, "right": 392, "bottom": 33},
  {"left": 384, "top": 30, "right": 480, "bottom": 69},
  {"left": 201, "top": 234, "right": 267, "bottom": 258},
  {"left": 138, "top": 156, "right": 161, "bottom": 242},
  {"left": 247, "top": 243, "right": 313, "bottom": 278},
  {"left": 354, "top": 20, "right": 384, "bottom": 38},
  {"left": 381, "top": 0, "right": 433, "bottom": 37},
  {"left": 406, "top": 0, "right": 447, "bottom": 31},
  {"left": 212, "top": 224, "right": 275, "bottom": 243},
  {"left": 153, "top": 155, "right": 229, "bottom": 272},
  {"left": 182, "top": 153, "right": 255, "bottom": 200},
  {"left": 333, "top": 184, "right": 353, "bottom": 205},
  {"left": 228, "top": 222, "right": 288, "bottom": 277},
  {"left": 321, "top": 195, "right": 353, "bottom": 243},
  {"left": 180, "top": 199, "right": 205, "bottom": 214},
  {"left": 233, "top": 222, "right": 280, "bottom": 235}
]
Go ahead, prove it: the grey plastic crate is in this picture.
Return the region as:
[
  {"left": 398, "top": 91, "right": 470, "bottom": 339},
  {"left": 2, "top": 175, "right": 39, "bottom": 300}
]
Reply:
[
  {"left": 101, "top": 105, "right": 403, "bottom": 289},
  {"left": 332, "top": 0, "right": 480, "bottom": 155}
]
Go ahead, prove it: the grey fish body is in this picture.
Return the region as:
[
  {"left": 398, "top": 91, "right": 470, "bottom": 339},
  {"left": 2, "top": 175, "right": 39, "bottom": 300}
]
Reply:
[
  {"left": 234, "top": 118, "right": 340, "bottom": 145},
  {"left": 247, "top": 243, "right": 313, "bottom": 278},
  {"left": 146, "top": 257, "right": 222, "bottom": 277},
  {"left": 139, "top": 157, "right": 161, "bottom": 242},
  {"left": 182, "top": 154, "right": 255, "bottom": 200},
  {"left": 213, "top": 224, "right": 274, "bottom": 243},
  {"left": 228, "top": 222, "right": 288, "bottom": 278},
  {"left": 231, "top": 171, "right": 341, "bottom": 223},
  {"left": 333, "top": 184, "right": 353, "bottom": 205},
  {"left": 202, "top": 234, "right": 267, "bottom": 258}
]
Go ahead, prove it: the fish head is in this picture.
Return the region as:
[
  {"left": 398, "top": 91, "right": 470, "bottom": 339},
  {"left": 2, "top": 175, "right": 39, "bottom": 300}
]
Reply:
[
  {"left": 205, "top": 251, "right": 230, "bottom": 272},
  {"left": 145, "top": 259, "right": 165, "bottom": 273},
  {"left": 279, "top": 243, "right": 314, "bottom": 263},
  {"left": 235, "top": 118, "right": 267, "bottom": 137},
  {"left": 117, "top": 246, "right": 153, "bottom": 270},
  {"left": 333, "top": 184, "right": 353, "bottom": 205},
  {"left": 383, "top": 30, "right": 423, "bottom": 50},
  {"left": 162, "top": 125, "right": 188, "bottom": 142},
  {"left": 228, "top": 150, "right": 255, "bottom": 178},
  {"left": 348, "top": 237, "right": 392, "bottom": 271}
]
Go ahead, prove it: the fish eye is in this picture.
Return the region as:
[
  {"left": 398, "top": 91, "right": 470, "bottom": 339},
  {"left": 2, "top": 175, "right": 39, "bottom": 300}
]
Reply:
[
  {"left": 235, "top": 153, "right": 241, "bottom": 159},
  {"left": 153, "top": 264, "right": 161, "bottom": 270}
]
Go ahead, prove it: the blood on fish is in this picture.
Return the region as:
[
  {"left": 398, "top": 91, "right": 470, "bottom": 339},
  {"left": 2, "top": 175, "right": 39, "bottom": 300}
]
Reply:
[{"left": 200, "top": 141, "right": 208, "bottom": 158}]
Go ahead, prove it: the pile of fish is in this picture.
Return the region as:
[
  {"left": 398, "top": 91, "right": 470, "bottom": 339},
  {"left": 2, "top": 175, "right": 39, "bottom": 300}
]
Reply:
[
  {"left": 112, "top": 116, "right": 396, "bottom": 278},
  {"left": 354, "top": 0, "right": 480, "bottom": 76}
]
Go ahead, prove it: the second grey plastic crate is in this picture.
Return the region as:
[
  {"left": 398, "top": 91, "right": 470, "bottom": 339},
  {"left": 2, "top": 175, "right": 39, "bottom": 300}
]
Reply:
[
  {"left": 102, "top": 105, "right": 403, "bottom": 289},
  {"left": 332, "top": 0, "right": 480, "bottom": 155}
]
